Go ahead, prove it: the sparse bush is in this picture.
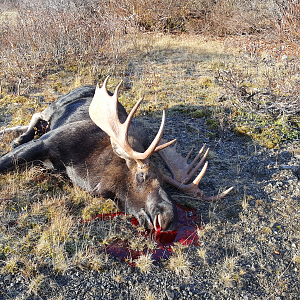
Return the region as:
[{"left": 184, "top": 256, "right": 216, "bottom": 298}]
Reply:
[
  {"left": 276, "top": 0, "right": 300, "bottom": 56},
  {"left": 206, "top": 0, "right": 279, "bottom": 35},
  {"left": 99, "top": 0, "right": 279, "bottom": 35},
  {"left": 0, "top": 0, "right": 284, "bottom": 94},
  {"left": 134, "top": 252, "right": 154, "bottom": 274},
  {"left": 215, "top": 48, "right": 300, "bottom": 148},
  {"left": 168, "top": 251, "right": 190, "bottom": 275},
  {"left": 0, "top": 0, "right": 128, "bottom": 93},
  {"left": 168, "top": 243, "right": 190, "bottom": 275}
]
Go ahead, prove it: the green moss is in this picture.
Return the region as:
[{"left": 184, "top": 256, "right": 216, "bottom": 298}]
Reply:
[
  {"left": 206, "top": 119, "right": 218, "bottom": 129},
  {"left": 190, "top": 109, "right": 213, "bottom": 118},
  {"left": 231, "top": 108, "right": 300, "bottom": 148},
  {"left": 170, "top": 106, "right": 214, "bottom": 120},
  {"left": 233, "top": 126, "right": 250, "bottom": 137},
  {"left": 205, "top": 131, "right": 216, "bottom": 138},
  {"left": 191, "top": 110, "right": 205, "bottom": 118}
]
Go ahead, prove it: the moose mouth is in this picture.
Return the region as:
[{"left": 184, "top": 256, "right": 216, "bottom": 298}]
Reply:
[
  {"left": 153, "top": 214, "right": 162, "bottom": 232},
  {"left": 144, "top": 212, "right": 163, "bottom": 232}
]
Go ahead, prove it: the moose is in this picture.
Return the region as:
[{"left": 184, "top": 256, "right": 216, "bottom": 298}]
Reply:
[{"left": 0, "top": 77, "right": 233, "bottom": 231}]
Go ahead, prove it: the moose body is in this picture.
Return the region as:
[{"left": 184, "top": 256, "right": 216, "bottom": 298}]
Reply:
[
  {"left": 0, "top": 84, "right": 178, "bottom": 230},
  {"left": 0, "top": 78, "right": 233, "bottom": 231}
]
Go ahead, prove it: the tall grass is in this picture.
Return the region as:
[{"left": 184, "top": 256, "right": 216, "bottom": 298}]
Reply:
[{"left": 276, "top": 0, "right": 300, "bottom": 56}]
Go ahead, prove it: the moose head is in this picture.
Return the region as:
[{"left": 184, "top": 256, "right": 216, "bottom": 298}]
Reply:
[
  {"left": 88, "top": 77, "right": 233, "bottom": 230},
  {"left": 89, "top": 77, "right": 178, "bottom": 231}
]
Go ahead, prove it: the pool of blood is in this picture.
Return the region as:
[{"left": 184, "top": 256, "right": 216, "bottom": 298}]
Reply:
[{"left": 92, "top": 204, "right": 202, "bottom": 263}]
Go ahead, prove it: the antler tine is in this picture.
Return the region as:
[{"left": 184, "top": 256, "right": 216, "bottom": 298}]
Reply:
[
  {"left": 124, "top": 97, "right": 144, "bottom": 140},
  {"left": 144, "top": 110, "right": 176, "bottom": 156},
  {"left": 202, "top": 186, "right": 234, "bottom": 202},
  {"left": 185, "top": 148, "right": 194, "bottom": 162},
  {"left": 188, "top": 144, "right": 206, "bottom": 173},
  {"left": 184, "top": 147, "right": 209, "bottom": 184},
  {"left": 177, "top": 161, "right": 208, "bottom": 190},
  {"left": 192, "top": 160, "right": 208, "bottom": 185},
  {"left": 89, "top": 77, "right": 175, "bottom": 161},
  {"left": 159, "top": 140, "right": 233, "bottom": 201},
  {"left": 153, "top": 136, "right": 177, "bottom": 153},
  {"left": 124, "top": 100, "right": 176, "bottom": 157},
  {"left": 161, "top": 161, "right": 208, "bottom": 199},
  {"left": 102, "top": 75, "right": 110, "bottom": 90}
]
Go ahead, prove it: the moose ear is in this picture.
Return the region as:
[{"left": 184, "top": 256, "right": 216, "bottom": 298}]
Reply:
[
  {"left": 110, "top": 138, "right": 137, "bottom": 169},
  {"left": 110, "top": 138, "right": 148, "bottom": 169},
  {"left": 111, "top": 138, "right": 133, "bottom": 161}
]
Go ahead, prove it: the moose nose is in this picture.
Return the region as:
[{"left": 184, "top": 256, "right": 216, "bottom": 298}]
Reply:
[
  {"left": 152, "top": 210, "right": 178, "bottom": 232},
  {"left": 146, "top": 187, "right": 178, "bottom": 231}
]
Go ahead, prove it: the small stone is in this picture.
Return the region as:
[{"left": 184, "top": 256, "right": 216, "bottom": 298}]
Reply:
[{"left": 166, "top": 289, "right": 175, "bottom": 299}]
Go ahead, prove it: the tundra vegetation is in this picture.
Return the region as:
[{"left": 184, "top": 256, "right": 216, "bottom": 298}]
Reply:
[{"left": 0, "top": 0, "right": 300, "bottom": 299}]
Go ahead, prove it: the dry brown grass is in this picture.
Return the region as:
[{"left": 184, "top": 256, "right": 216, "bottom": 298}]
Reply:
[
  {"left": 167, "top": 243, "right": 191, "bottom": 276},
  {"left": 0, "top": 0, "right": 279, "bottom": 97},
  {"left": 134, "top": 252, "right": 154, "bottom": 274}
]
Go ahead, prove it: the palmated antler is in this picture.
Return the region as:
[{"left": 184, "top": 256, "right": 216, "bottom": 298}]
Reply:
[
  {"left": 159, "top": 139, "right": 233, "bottom": 201},
  {"left": 89, "top": 77, "right": 176, "bottom": 160}
]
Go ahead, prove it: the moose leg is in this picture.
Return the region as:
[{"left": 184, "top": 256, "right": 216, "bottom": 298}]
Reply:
[
  {"left": 10, "top": 112, "right": 49, "bottom": 148},
  {"left": 0, "top": 138, "right": 47, "bottom": 173},
  {"left": 0, "top": 126, "right": 29, "bottom": 138}
]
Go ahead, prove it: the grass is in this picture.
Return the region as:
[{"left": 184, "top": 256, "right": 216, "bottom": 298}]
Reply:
[
  {"left": 0, "top": 164, "right": 117, "bottom": 278},
  {"left": 167, "top": 243, "right": 191, "bottom": 276},
  {"left": 216, "top": 42, "right": 300, "bottom": 148},
  {"left": 168, "top": 251, "right": 191, "bottom": 276},
  {"left": 134, "top": 252, "right": 154, "bottom": 274},
  {"left": 0, "top": 10, "right": 18, "bottom": 24}
]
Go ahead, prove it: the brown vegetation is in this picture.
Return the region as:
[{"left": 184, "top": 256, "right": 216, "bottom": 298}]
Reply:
[{"left": 0, "top": 0, "right": 279, "bottom": 93}]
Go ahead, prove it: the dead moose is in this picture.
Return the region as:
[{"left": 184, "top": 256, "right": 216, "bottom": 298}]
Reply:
[{"left": 0, "top": 77, "right": 233, "bottom": 231}]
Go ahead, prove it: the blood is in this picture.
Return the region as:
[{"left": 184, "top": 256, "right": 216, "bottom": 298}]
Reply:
[{"left": 91, "top": 204, "right": 203, "bottom": 264}]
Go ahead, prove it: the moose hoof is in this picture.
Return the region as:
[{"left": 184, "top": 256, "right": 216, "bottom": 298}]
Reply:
[{"left": 10, "top": 139, "right": 21, "bottom": 149}]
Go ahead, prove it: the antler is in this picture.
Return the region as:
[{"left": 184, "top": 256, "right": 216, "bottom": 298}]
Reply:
[
  {"left": 89, "top": 77, "right": 176, "bottom": 161},
  {"left": 159, "top": 139, "right": 234, "bottom": 201}
]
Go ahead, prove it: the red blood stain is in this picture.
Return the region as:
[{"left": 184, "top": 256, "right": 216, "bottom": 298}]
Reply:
[
  {"left": 81, "top": 211, "right": 124, "bottom": 223},
  {"left": 88, "top": 204, "right": 202, "bottom": 264}
]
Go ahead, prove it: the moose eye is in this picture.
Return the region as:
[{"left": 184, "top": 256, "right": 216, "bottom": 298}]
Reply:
[{"left": 136, "top": 172, "right": 145, "bottom": 183}]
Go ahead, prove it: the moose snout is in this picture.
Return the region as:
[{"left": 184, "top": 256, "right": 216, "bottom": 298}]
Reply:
[{"left": 145, "top": 188, "right": 178, "bottom": 232}]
